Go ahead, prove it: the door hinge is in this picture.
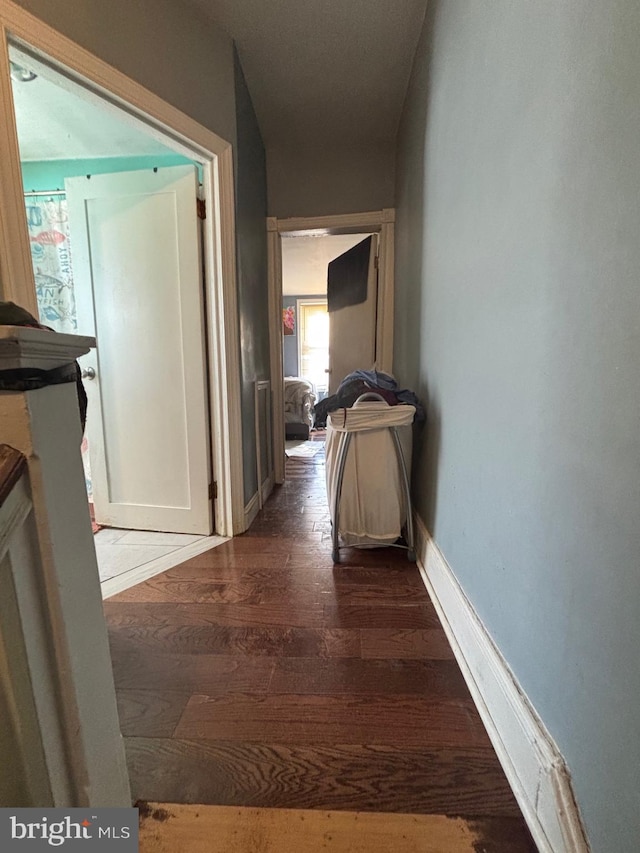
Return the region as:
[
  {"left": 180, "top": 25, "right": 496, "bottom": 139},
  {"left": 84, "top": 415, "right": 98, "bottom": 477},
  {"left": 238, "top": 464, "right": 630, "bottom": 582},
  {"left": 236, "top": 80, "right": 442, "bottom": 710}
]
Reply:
[
  {"left": 209, "top": 481, "right": 217, "bottom": 500},
  {"left": 374, "top": 254, "right": 379, "bottom": 270},
  {"left": 197, "top": 198, "right": 206, "bottom": 220}
]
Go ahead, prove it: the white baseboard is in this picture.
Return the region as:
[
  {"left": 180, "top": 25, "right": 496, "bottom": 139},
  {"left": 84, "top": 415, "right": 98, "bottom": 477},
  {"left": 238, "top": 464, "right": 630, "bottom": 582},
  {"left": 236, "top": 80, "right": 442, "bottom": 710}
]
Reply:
[
  {"left": 244, "top": 473, "right": 275, "bottom": 531},
  {"left": 244, "top": 491, "right": 260, "bottom": 530},
  {"left": 413, "top": 513, "right": 589, "bottom": 853},
  {"left": 260, "top": 473, "right": 274, "bottom": 507}
]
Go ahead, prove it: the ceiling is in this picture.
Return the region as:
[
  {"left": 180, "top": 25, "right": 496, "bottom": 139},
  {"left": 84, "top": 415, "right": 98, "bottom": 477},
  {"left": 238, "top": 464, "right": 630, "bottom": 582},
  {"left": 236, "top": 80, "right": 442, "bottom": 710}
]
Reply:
[
  {"left": 9, "top": 46, "right": 176, "bottom": 161},
  {"left": 187, "top": 0, "right": 428, "bottom": 149},
  {"left": 282, "top": 233, "right": 369, "bottom": 295},
  {"left": 9, "top": 2, "right": 429, "bottom": 161}
]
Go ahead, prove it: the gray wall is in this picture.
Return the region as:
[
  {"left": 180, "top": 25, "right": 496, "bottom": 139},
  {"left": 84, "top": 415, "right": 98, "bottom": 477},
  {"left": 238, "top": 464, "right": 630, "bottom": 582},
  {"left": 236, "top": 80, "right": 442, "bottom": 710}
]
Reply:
[
  {"left": 267, "top": 142, "right": 395, "bottom": 218},
  {"left": 394, "top": 2, "right": 640, "bottom": 851},
  {"left": 234, "top": 48, "right": 269, "bottom": 505}
]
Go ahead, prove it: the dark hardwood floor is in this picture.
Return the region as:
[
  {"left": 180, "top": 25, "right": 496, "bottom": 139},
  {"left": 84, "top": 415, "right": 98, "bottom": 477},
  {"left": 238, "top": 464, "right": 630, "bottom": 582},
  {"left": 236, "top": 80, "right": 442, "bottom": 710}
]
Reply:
[{"left": 104, "top": 436, "right": 536, "bottom": 851}]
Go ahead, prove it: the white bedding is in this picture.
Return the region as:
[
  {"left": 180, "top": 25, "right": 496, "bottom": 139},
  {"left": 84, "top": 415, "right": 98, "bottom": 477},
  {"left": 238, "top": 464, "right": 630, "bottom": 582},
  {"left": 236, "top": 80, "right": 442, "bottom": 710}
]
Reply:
[{"left": 284, "top": 377, "right": 316, "bottom": 427}]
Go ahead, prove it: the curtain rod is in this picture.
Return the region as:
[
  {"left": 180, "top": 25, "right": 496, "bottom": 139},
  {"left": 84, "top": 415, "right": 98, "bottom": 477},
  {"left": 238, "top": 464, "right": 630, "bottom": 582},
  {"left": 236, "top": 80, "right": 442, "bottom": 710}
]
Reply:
[{"left": 24, "top": 190, "right": 65, "bottom": 197}]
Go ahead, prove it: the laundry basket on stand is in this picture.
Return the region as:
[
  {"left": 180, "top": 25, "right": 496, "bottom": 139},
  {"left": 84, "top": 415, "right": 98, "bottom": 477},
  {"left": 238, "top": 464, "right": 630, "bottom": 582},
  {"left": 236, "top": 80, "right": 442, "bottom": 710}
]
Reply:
[{"left": 326, "top": 392, "right": 416, "bottom": 563}]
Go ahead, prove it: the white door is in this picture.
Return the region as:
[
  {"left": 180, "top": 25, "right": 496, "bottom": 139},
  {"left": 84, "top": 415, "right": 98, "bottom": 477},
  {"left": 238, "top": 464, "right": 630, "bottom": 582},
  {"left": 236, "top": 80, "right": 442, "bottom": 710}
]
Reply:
[
  {"left": 66, "top": 165, "right": 212, "bottom": 534},
  {"left": 327, "top": 235, "right": 378, "bottom": 394}
]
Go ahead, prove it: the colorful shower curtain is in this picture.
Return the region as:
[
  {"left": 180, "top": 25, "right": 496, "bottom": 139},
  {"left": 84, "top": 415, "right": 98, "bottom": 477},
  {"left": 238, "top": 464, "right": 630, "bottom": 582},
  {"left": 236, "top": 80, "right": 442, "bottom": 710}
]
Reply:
[
  {"left": 24, "top": 193, "right": 77, "bottom": 333},
  {"left": 24, "top": 192, "right": 92, "bottom": 497}
]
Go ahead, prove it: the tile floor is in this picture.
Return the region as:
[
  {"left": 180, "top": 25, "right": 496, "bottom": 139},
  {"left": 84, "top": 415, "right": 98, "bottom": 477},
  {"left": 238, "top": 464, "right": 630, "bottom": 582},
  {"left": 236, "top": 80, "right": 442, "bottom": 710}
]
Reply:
[{"left": 96, "top": 528, "right": 228, "bottom": 596}]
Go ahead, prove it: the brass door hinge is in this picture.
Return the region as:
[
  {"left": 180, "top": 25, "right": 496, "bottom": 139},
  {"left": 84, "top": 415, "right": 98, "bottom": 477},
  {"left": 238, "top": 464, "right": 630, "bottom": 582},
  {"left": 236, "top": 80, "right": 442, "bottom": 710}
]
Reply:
[
  {"left": 197, "top": 198, "right": 206, "bottom": 220},
  {"left": 209, "top": 481, "right": 217, "bottom": 500}
]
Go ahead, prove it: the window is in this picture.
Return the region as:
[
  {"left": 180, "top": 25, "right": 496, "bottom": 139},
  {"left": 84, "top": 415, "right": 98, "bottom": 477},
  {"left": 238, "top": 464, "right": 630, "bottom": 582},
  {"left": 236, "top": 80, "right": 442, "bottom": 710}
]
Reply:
[{"left": 297, "top": 299, "right": 329, "bottom": 398}]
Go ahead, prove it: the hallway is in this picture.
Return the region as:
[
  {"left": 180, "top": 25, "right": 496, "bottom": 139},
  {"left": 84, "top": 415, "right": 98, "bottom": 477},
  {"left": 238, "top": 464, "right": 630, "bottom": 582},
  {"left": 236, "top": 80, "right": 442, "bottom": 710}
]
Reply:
[{"left": 104, "top": 438, "right": 535, "bottom": 850}]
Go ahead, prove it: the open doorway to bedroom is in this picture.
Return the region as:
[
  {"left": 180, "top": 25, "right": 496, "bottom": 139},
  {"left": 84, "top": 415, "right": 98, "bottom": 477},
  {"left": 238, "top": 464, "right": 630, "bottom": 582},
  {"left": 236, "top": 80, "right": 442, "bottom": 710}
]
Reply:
[{"left": 281, "top": 232, "right": 371, "bottom": 446}]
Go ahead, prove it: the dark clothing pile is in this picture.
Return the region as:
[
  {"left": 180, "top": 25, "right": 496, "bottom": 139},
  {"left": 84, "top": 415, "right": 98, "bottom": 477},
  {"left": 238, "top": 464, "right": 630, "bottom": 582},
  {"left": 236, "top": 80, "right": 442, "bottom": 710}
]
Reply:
[
  {"left": 313, "top": 369, "right": 425, "bottom": 428},
  {"left": 0, "top": 300, "right": 87, "bottom": 431}
]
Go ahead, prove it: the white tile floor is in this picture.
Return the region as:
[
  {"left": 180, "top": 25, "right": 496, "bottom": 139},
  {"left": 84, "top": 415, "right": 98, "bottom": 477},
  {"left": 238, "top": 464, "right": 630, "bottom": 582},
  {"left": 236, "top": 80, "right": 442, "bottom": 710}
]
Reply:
[
  {"left": 284, "top": 439, "right": 322, "bottom": 458},
  {"left": 95, "top": 528, "right": 228, "bottom": 598}
]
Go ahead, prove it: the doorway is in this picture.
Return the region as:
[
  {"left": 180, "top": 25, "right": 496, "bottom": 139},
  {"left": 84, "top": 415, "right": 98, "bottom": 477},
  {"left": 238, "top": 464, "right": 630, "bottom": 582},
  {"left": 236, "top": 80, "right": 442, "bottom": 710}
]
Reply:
[
  {"left": 0, "top": 44, "right": 244, "bottom": 594},
  {"left": 9, "top": 45, "right": 227, "bottom": 591},
  {"left": 270, "top": 215, "right": 396, "bottom": 484},
  {"left": 280, "top": 233, "right": 371, "bottom": 439},
  {"left": 0, "top": 21, "right": 244, "bottom": 542}
]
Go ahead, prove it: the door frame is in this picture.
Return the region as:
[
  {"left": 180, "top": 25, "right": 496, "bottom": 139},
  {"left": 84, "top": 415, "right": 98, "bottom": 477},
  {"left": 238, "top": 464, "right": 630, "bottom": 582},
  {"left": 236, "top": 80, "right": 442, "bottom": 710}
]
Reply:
[
  {"left": 267, "top": 209, "right": 395, "bottom": 484},
  {"left": 0, "top": 0, "right": 244, "bottom": 537}
]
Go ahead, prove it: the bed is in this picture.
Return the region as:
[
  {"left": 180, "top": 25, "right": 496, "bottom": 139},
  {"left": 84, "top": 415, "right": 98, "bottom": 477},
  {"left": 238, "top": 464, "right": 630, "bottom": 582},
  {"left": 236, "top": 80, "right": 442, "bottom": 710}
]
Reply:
[{"left": 284, "top": 377, "right": 316, "bottom": 439}]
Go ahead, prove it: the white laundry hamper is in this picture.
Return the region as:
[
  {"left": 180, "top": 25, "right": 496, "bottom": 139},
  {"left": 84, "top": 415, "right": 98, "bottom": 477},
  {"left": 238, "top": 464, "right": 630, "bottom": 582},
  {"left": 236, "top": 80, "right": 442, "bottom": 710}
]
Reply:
[{"left": 325, "top": 393, "right": 415, "bottom": 563}]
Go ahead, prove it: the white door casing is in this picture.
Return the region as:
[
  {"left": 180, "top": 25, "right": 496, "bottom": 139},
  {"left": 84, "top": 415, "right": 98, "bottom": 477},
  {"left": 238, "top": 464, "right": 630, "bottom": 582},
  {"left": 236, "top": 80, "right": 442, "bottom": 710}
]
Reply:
[{"left": 66, "top": 165, "right": 212, "bottom": 534}]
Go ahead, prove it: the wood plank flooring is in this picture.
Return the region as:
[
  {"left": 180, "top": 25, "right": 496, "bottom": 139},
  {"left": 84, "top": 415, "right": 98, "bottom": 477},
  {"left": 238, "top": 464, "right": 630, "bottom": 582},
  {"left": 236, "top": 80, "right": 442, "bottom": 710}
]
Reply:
[{"left": 104, "top": 437, "right": 536, "bottom": 851}]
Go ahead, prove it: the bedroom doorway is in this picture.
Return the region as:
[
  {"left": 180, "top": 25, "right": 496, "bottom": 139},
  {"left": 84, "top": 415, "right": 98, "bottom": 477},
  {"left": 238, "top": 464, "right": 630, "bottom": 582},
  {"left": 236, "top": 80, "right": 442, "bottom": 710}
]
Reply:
[
  {"left": 268, "top": 213, "right": 396, "bottom": 485},
  {"left": 280, "top": 233, "right": 371, "bottom": 441}
]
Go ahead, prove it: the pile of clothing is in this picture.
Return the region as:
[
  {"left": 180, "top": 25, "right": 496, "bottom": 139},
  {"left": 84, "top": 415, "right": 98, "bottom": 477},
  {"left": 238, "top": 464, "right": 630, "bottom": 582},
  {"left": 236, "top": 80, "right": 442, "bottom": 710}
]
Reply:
[{"left": 313, "top": 369, "right": 425, "bottom": 428}]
